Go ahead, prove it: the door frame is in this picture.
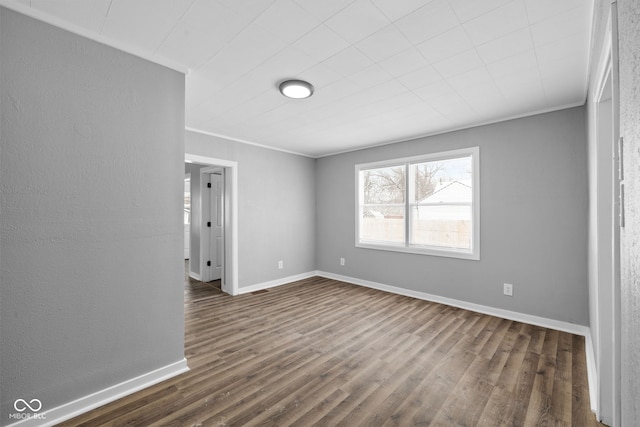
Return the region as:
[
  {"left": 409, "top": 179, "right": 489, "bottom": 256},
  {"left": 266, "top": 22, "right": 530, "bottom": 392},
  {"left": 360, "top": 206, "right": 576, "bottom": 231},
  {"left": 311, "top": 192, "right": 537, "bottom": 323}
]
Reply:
[
  {"left": 592, "top": 4, "right": 621, "bottom": 424},
  {"left": 185, "top": 153, "right": 239, "bottom": 296}
]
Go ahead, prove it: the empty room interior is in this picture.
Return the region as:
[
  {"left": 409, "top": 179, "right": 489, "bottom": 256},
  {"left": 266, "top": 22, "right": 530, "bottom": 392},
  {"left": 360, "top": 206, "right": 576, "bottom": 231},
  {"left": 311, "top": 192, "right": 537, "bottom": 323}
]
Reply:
[{"left": 1, "top": 0, "right": 639, "bottom": 426}]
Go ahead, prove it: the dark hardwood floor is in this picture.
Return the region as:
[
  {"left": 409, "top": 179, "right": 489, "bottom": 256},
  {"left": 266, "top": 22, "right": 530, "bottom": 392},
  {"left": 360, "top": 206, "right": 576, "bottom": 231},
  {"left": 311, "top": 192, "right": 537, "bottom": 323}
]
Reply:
[{"left": 58, "top": 266, "right": 605, "bottom": 426}]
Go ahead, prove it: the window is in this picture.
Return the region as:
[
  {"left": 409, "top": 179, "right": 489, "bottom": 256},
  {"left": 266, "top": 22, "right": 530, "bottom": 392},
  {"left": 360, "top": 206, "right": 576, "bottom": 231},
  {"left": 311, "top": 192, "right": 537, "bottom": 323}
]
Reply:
[{"left": 356, "top": 147, "right": 479, "bottom": 260}]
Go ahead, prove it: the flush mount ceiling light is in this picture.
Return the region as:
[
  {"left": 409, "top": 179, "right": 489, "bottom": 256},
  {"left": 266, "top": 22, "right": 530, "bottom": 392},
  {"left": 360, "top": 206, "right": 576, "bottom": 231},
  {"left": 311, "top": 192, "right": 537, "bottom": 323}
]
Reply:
[{"left": 279, "top": 79, "right": 314, "bottom": 99}]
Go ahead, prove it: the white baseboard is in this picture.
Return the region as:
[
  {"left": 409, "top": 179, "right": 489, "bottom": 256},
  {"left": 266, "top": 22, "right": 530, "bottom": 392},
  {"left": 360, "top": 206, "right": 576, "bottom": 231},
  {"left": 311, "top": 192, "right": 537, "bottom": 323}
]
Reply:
[
  {"left": 238, "top": 271, "right": 317, "bottom": 295},
  {"left": 189, "top": 271, "right": 201, "bottom": 281},
  {"left": 317, "top": 271, "right": 590, "bottom": 337},
  {"left": 6, "top": 359, "right": 189, "bottom": 427}
]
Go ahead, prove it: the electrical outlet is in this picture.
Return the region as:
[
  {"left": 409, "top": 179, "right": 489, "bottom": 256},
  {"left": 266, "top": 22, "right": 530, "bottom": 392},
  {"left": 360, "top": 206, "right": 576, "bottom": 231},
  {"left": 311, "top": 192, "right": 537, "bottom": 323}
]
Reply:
[
  {"left": 503, "top": 283, "right": 513, "bottom": 296},
  {"left": 340, "top": 257, "right": 345, "bottom": 266},
  {"left": 278, "top": 260, "right": 283, "bottom": 269}
]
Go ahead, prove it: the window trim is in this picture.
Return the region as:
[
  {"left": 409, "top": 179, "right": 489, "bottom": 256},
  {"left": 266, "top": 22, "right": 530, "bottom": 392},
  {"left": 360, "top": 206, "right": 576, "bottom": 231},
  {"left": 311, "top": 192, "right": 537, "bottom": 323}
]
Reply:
[{"left": 355, "top": 147, "right": 480, "bottom": 261}]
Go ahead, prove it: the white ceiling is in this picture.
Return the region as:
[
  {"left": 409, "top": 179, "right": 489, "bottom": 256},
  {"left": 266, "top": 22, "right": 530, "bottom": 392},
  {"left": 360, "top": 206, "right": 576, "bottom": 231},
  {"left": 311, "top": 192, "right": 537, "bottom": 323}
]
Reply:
[{"left": 3, "top": 0, "right": 594, "bottom": 157}]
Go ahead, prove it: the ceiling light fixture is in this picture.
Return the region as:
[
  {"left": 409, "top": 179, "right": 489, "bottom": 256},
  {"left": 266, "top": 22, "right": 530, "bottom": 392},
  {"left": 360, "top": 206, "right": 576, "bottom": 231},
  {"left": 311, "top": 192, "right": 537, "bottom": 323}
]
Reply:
[{"left": 279, "top": 79, "right": 314, "bottom": 99}]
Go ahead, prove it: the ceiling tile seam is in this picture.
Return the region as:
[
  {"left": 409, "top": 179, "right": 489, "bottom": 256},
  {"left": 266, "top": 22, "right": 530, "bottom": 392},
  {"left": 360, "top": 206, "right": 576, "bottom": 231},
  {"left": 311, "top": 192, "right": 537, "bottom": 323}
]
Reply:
[
  {"left": 449, "top": 0, "right": 518, "bottom": 24},
  {"left": 520, "top": 0, "right": 550, "bottom": 106},
  {"left": 378, "top": 1, "right": 471, "bottom": 95},
  {"left": 274, "top": 86, "right": 417, "bottom": 136},
  {"left": 205, "top": 88, "right": 277, "bottom": 124},
  {"left": 366, "top": 0, "right": 398, "bottom": 25},
  {"left": 233, "top": 96, "right": 374, "bottom": 140},
  {"left": 473, "top": 28, "right": 588, "bottom": 99},
  {"left": 296, "top": 54, "right": 448, "bottom": 123},
  {"left": 397, "top": 30, "right": 485, "bottom": 113},
  {"left": 190, "top": 0, "right": 281, "bottom": 76},
  {"left": 152, "top": 0, "right": 199, "bottom": 56},
  {"left": 301, "top": 95, "right": 426, "bottom": 137},
  {"left": 247, "top": 0, "right": 392, "bottom": 69},
  {"left": 235, "top": 87, "right": 375, "bottom": 134},
  {"left": 294, "top": 0, "right": 357, "bottom": 24},
  {"left": 305, "top": 105, "right": 428, "bottom": 140},
  {"left": 253, "top": 11, "right": 325, "bottom": 48},
  {"left": 321, "top": 4, "right": 394, "bottom": 50},
  {"left": 393, "top": 1, "right": 541, "bottom": 74},
  {"left": 473, "top": 27, "right": 529, "bottom": 65},
  {"left": 99, "top": 0, "right": 114, "bottom": 34},
  {"left": 522, "top": 0, "right": 587, "bottom": 26},
  {"left": 186, "top": 48, "right": 295, "bottom": 113},
  {"left": 454, "top": 0, "right": 546, "bottom": 92},
  {"left": 525, "top": 3, "right": 596, "bottom": 89},
  {"left": 309, "top": 23, "right": 358, "bottom": 61},
  {"left": 455, "top": 11, "right": 550, "bottom": 108},
  {"left": 455, "top": 66, "right": 507, "bottom": 110},
  {"left": 403, "top": 56, "right": 470, "bottom": 106}
]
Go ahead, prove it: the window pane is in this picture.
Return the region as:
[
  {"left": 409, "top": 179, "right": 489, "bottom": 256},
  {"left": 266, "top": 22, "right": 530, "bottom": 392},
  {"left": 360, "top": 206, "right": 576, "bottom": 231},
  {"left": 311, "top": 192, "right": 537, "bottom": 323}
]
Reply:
[
  {"left": 413, "top": 156, "right": 472, "bottom": 201},
  {"left": 360, "top": 166, "right": 405, "bottom": 204},
  {"left": 359, "top": 166, "right": 406, "bottom": 245},
  {"left": 411, "top": 204, "right": 472, "bottom": 249},
  {"left": 410, "top": 156, "right": 473, "bottom": 250},
  {"left": 360, "top": 204, "right": 405, "bottom": 244}
]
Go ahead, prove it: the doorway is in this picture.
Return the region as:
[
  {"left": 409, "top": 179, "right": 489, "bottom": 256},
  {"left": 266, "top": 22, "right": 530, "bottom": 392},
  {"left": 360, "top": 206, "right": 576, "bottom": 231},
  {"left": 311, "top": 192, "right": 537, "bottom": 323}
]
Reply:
[{"left": 185, "top": 154, "right": 238, "bottom": 295}]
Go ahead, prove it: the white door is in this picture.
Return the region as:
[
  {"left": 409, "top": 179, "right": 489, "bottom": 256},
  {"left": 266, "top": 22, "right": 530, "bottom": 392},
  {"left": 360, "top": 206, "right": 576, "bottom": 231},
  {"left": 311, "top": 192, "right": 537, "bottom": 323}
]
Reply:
[
  {"left": 184, "top": 176, "right": 191, "bottom": 259},
  {"left": 209, "top": 173, "right": 224, "bottom": 281}
]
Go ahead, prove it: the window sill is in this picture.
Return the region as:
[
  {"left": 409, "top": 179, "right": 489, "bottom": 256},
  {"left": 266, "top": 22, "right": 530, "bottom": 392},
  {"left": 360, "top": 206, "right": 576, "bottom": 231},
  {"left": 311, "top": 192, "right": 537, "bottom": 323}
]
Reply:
[{"left": 356, "top": 242, "right": 480, "bottom": 261}]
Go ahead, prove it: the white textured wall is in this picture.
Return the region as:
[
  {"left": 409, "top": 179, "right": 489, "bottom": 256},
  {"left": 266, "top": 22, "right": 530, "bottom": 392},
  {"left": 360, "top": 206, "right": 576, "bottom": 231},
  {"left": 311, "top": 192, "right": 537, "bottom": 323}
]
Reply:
[
  {"left": 618, "top": 0, "right": 640, "bottom": 424},
  {"left": 0, "top": 8, "right": 185, "bottom": 423}
]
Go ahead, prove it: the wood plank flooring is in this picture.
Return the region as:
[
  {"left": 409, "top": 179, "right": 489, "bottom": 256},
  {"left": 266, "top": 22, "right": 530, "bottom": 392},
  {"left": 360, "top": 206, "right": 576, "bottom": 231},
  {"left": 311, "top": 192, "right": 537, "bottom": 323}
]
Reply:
[{"left": 58, "top": 272, "right": 605, "bottom": 426}]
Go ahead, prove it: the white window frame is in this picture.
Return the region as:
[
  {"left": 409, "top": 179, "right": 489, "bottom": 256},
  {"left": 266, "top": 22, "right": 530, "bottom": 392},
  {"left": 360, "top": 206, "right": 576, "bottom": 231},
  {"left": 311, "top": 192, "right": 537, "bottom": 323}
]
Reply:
[{"left": 355, "top": 147, "right": 480, "bottom": 260}]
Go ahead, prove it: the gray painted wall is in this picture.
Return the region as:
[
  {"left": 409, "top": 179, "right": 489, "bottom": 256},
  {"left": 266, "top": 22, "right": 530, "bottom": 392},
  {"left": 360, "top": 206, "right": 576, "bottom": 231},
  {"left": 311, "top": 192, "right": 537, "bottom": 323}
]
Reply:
[
  {"left": 617, "top": 0, "right": 640, "bottom": 424},
  {"left": 186, "top": 131, "right": 316, "bottom": 289},
  {"left": 316, "top": 107, "right": 589, "bottom": 325},
  {"left": 0, "top": 8, "right": 185, "bottom": 424}
]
